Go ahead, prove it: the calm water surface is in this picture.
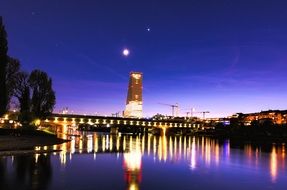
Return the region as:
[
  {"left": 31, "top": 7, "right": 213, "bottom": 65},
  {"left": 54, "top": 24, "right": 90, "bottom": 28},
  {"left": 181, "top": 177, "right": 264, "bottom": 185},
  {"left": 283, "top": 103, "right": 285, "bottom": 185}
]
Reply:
[{"left": 0, "top": 132, "right": 287, "bottom": 190}]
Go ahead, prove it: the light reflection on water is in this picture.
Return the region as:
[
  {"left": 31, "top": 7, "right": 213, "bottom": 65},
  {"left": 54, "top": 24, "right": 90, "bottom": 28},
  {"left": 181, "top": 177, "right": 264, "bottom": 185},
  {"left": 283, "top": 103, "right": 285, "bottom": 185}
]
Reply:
[
  {"left": 0, "top": 132, "right": 287, "bottom": 190},
  {"left": 53, "top": 134, "right": 230, "bottom": 166},
  {"left": 49, "top": 133, "right": 286, "bottom": 184}
]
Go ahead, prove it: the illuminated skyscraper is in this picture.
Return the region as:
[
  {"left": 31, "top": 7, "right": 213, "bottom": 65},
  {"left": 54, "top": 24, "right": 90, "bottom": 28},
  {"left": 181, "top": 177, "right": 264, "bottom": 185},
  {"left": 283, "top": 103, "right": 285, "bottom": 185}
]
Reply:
[{"left": 124, "top": 72, "right": 143, "bottom": 118}]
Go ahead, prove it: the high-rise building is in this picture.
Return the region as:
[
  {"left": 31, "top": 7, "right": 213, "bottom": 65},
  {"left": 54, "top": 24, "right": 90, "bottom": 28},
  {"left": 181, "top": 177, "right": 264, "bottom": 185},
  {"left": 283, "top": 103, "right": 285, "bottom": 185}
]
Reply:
[{"left": 124, "top": 72, "right": 143, "bottom": 118}]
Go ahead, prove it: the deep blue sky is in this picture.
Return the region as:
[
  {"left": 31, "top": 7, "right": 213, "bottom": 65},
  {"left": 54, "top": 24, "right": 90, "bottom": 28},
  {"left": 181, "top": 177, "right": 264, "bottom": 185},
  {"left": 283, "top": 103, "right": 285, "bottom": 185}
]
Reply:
[{"left": 1, "top": 0, "right": 287, "bottom": 117}]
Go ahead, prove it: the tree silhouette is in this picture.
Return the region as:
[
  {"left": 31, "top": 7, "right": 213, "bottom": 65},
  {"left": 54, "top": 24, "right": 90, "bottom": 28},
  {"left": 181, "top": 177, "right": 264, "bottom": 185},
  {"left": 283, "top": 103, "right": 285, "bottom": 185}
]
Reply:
[
  {"left": 0, "top": 17, "right": 56, "bottom": 122},
  {"left": 6, "top": 57, "right": 20, "bottom": 105},
  {"left": 14, "top": 72, "right": 32, "bottom": 123},
  {"left": 0, "top": 16, "right": 8, "bottom": 116},
  {"left": 29, "top": 70, "right": 55, "bottom": 119}
]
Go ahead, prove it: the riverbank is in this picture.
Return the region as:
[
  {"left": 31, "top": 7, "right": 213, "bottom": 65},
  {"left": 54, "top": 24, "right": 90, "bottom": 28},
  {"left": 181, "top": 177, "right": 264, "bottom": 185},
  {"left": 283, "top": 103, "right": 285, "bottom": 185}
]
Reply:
[{"left": 0, "top": 128, "right": 69, "bottom": 155}]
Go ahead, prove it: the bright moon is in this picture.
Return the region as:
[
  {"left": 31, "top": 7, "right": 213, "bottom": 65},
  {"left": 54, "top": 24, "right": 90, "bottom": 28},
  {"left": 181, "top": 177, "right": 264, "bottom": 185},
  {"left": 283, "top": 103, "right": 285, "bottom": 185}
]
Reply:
[{"left": 123, "top": 48, "right": 130, "bottom": 56}]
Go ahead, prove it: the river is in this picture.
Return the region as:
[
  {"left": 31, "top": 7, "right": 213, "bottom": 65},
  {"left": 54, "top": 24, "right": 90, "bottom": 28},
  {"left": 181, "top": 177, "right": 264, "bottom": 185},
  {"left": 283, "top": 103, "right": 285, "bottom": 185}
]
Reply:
[{"left": 0, "top": 132, "right": 286, "bottom": 190}]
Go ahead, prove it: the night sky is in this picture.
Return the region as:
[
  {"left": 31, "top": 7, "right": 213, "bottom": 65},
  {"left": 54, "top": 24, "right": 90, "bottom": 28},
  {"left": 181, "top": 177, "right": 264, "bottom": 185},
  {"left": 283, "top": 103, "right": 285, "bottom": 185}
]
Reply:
[{"left": 1, "top": 0, "right": 287, "bottom": 117}]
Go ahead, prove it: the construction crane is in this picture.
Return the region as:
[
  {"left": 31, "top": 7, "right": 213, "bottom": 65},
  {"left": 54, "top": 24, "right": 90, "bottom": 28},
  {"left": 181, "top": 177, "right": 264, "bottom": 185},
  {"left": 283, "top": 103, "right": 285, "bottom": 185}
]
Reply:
[
  {"left": 158, "top": 103, "right": 179, "bottom": 117},
  {"left": 184, "top": 108, "right": 196, "bottom": 117}
]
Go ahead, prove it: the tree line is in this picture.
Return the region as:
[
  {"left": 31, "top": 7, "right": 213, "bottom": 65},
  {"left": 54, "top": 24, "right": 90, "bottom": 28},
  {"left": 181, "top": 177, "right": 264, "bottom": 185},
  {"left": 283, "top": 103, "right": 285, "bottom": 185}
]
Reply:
[{"left": 0, "top": 17, "right": 55, "bottom": 125}]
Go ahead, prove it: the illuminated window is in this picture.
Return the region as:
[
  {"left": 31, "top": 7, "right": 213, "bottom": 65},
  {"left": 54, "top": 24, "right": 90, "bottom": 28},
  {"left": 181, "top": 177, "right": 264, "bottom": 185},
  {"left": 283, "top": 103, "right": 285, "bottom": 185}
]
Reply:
[{"left": 135, "top": 95, "right": 139, "bottom": 99}]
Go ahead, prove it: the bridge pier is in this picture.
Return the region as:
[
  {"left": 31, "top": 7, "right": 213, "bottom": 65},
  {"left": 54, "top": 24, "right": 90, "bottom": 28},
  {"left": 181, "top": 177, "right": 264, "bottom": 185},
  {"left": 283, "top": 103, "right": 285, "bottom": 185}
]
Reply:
[{"left": 110, "top": 126, "right": 119, "bottom": 135}]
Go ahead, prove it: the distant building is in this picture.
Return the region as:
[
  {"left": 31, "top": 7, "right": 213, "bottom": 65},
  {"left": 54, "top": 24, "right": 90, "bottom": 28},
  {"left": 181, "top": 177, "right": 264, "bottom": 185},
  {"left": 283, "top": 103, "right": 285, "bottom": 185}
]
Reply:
[
  {"left": 124, "top": 72, "right": 143, "bottom": 118},
  {"left": 234, "top": 110, "right": 287, "bottom": 125}
]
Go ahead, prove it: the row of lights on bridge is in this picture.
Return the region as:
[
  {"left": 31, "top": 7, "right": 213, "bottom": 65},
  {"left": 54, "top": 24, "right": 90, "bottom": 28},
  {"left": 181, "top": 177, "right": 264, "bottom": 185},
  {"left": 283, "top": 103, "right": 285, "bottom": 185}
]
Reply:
[{"left": 49, "top": 117, "right": 201, "bottom": 128}]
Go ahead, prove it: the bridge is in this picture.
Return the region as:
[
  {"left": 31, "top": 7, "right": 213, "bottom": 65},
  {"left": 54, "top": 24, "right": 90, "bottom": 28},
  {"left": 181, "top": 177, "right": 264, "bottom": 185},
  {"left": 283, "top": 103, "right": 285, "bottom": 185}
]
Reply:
[{"left": 42, "top": 113, "right": 204, "bottom": 134}]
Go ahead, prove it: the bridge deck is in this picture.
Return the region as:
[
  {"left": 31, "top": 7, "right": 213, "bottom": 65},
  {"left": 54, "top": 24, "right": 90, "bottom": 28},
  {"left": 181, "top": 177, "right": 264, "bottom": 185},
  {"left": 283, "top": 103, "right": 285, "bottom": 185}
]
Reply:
[{"left": 43, "top": 114, "right": 200, "bottom": 129}]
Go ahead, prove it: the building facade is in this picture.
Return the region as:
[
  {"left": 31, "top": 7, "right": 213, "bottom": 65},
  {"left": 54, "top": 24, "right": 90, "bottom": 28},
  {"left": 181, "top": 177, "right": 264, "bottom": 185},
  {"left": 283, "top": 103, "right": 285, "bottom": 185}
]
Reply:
[
  {"left": 124, "top": 72, "right": 143, "bottom": 118},
  {"left": 232, "top": 110, "right": 287, "bottom": 126},
  {"left": 244, "top": 110, "right": 287, "bottom": 125}
]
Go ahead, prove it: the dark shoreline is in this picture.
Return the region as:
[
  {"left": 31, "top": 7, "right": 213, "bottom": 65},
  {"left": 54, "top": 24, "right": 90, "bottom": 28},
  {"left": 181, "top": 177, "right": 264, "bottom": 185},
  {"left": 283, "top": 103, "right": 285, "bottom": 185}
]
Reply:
[{"left": 0, "top": 129, "right": 69, "bottom": 155}]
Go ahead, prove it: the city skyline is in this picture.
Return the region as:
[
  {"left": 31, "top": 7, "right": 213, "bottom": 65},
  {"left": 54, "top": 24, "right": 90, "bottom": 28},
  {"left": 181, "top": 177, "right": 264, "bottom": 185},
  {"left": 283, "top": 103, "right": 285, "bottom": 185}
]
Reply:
[{"left": 1, "top": 0, "right": 287, "bottom": 117}]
